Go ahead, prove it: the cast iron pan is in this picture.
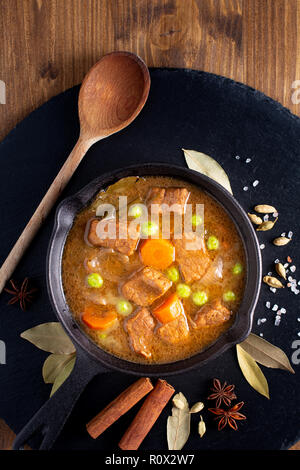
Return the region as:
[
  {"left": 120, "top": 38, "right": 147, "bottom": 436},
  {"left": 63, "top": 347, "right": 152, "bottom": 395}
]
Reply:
[{"left": 13, "top": 163, "right": 261, "bottom": 449}]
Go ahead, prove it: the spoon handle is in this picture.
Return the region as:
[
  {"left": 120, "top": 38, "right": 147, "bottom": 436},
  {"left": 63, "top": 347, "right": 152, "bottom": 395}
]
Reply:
[{"left": 0, "top": 136, "right": 93, "bottom": 294}]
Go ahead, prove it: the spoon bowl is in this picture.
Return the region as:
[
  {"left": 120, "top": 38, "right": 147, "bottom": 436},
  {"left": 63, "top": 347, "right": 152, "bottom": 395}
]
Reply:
[{"left": 79, "top": 52, "right": 150, "bottom": 137}]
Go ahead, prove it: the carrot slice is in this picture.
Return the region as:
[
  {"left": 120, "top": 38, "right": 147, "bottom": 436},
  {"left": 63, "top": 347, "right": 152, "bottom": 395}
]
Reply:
[
  {"left": 140, "top": 239, "right": 175, "bottom": 270},
  {"left": 82, "top": 305, "right": 117, "bottom": 330},
  {"left": 152, "top": 293, "right": 184, "bottom": 324}
]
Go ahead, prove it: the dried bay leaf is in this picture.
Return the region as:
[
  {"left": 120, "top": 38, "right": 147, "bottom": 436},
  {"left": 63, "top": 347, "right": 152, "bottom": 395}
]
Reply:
[
  {"left": 183, "top": 149, "right": 233, "bottom": 195},
  {"left": 42, "top": 352, "right": 76, "bottom": 384},
  {"left": 167, "top": 392, "right": 190, "bottom": 450},
  {"left": 239, "top": 333, "right": 294, "bottom": 374},
  {"left": 50, "top": 354, "right": 76, "bottom": 397},
  {"left": 236, "top": 344, "right": 270, "bottom": 399},
  {"left": 21, "top": 322, "right": 75, "bottom": 354}
]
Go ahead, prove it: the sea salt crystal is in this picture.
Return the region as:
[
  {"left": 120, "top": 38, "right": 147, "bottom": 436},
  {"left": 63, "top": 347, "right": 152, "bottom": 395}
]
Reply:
[
  {"left": 298, "top": 281, "right": 300, "bottom": 286},
  {"left": 260, "top": 244, "right": 265, "bottom": 250},
  {"left": 274, "top": 259, "right": 280, "bottom": 264},
  {"left": 243, "top": 186, "right": 249, "bottom": 191},
  {"left": 290, "top": 265, "right": 296, "bottom": 273},
  {"left": 272, "top": 304, "right": 278, "bottom": 311},
  {"left": 259, "top": 333, "right": 264, "bottom": 337},
  {"left": 257, "top": 319, "right": 261, "bottom": 326},
  {"left": 270, "top": 287, "right": 277, "bottom": 293},
  {"left": 297, "top": 318, "right": 300, "bottom": 322},
  {"left": 284, "top": 263, "right": 289, "bottom": 268},
  {"left": 264, "top": 214, "right": 269, "bottom": 221},
  {"left": 253, "top": 180, "right": 259, "bottom": 187},
  {"left": 235, "top": 155, "right": 240, "bottom": 160},
  {"left": 260, "top": 318, "right": 267, "bottom": 323},
  {"left": 281, "top": 232, "right": 286, "bottom": 237},
  {"left": 288, "top": 276, "right": 293, "bottom": 282},
  {"left": 273, "top": 212, "right": 278, "bottom": 217},
  {"left": 298, "top": 332, "right": 300, "bottom": 337},
  {"left": 274, "top": 315, "right": 281, "bottom": 326},
  {"left": 288, "top": 231, "right": 293, "bottom": 238},
  {"left": 265, "top": 301, "right": 271, "bottom": 308},
  {"left": 280, "top": 308, "right": 286, "bottom": 314},
  {"left": 268, "top": 271, "right": 272, "bottom": 276},
  {"left": 294, "top": 289, "right": 299, "bottom": 295},
  {"left": 245, "top": 158, "right": 251, "bottom": 163}
]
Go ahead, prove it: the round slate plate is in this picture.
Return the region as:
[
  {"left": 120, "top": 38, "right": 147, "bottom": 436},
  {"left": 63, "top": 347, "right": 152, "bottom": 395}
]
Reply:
[{"left": 0, "top": 68, "right": 299, "bottom": 450}]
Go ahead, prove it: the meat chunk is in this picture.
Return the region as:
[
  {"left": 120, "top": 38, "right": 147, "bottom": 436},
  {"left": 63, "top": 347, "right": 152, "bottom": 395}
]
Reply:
[
  {"left": 192, "top": 299, "right": 231, "bottom": 328},
  {"left": 173, "top": 231, "right": 211, "bottom": 283},
  {"left": 86, "top": 218, "right": 140, "bottom": 256},
  {"left": 125, "top": 308, "right": 155, "bottom": 359},
  {"left": 158, "top": 314, "right": 189, "bottom": 344},
  {"left": 121, "top": 267, "right": 172, "bottom": 306},
  {"left": 146, "top": 187, "right": 190, "bottom": 214}
]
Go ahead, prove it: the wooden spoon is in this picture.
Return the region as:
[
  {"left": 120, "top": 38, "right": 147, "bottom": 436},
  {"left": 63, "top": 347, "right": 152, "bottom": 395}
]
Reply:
[{"left": 0, "top": 51, "right": 150, "bottom": 293}]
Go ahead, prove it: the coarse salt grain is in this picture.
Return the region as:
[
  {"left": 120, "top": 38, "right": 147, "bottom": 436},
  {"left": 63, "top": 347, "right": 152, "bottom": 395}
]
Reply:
[
  {"left": 274, "top": 259, "right": 280, "bottom": 264},
  {"left": 297, "top": 318, "right": 300, "bottom": 322},
  {"left": 243, "top": 186, "right": 248, "bottom": 191},
  {"left": 298, "top": 332, "right": 300, "bottom": 337},
  {"left": 288, "top": 276, "right": 293, "bottom": 282},
  {"left": 235, "top": 155, "right": 240, "bottom": 160},
  {"left": 272, "top": 304, "right": 278, "bottom": 311},
  {"left": 266, "top": 301, "right": 271, "bottom": 308},
  {"left": 273, "top": 212, "right": 278, "bottom": 217},
  {"left": 290, "top": 265, "right": 296, "bottom": 273},
  {"left": 246, "top": 158, "right": 251, "bottom": 163},
  {"left": 264, "top": 214, "right": 269, "bottom": 221},
  {"left": 281, "top": 232, "right": 286, "bottom": 237},
  {"left": 257, "top": 319, "right": 261, "bottom": 326},
  {"left": 268, "top": 271, "right": 272, "bottom": 276},
  {"left": 270, "top": 287, "right": 277, "bottom": 293},
  {"left": 288, "top": 231, "right": 293, "bottom": 238},
  {"left": 260, "top": 318, "right": 267, "bottom": 323},
  {"left": 280, "top": 308, "right": 286, "bottom": 314},
  {"left": 284, "top": 263, "right": 289, "bottom": 268},
  {"left": 260, "top": 244, "right": 265, "bottom": 250},
  {"left": 259, "top": 333, "right": 264, "bottom": 337},
  {"left": 253, "top": 180, "right": 259, "bottom": 187},
  {"left": 274, "top": 316, "right": 281, "bottom": 326}
]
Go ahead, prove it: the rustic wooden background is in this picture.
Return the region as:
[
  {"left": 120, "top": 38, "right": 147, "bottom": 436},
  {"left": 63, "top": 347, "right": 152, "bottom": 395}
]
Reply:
[{"left": 0, "top": 0, "right": 299, "bottom": 450}]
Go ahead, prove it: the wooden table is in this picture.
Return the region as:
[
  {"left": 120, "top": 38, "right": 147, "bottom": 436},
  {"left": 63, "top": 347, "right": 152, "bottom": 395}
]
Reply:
[{"left": 0, "top": 0, "right": 299, "bottom": 450}]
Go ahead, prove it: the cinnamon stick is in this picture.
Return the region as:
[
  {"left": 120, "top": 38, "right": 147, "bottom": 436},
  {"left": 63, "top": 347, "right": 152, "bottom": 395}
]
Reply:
[
  {"left": 86, "top": 377, "right": 153, "bottom": 439},
  {"left": 118, "top": 379, "right": 175, "bottom": 450}
]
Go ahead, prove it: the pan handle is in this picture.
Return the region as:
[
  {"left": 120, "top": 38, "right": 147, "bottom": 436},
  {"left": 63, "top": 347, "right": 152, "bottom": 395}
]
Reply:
[{"left": 13, "top": 350, "right": 105, "bottom": 450}]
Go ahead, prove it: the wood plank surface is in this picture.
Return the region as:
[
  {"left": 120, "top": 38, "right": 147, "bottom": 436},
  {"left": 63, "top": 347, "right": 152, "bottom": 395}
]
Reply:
[{"left": 0, "top": 0, "right": 299, "bottom": 450}]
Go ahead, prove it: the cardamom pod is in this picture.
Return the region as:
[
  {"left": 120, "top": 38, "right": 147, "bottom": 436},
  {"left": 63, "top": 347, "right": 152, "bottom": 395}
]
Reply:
[
  {"left": 198, "top": 416, "right": 206, "bottom": 438},
  {"left": 275, "top": 262, "right": 287, "bottom": 280},
  {"left": 172, "top": 397, "right": 185, "bottom": 409},
  {"left": 254, "top": 205, "right": 277, "bottom": 213},
  {"left": 248, "top": 213, "right": 263, "bottom": 225},
  {"left": 256, "top": 218, "right": 278, "bottom": 231},
  {"left": 190, "top": 402, "right": 204, "bottom": 413},
  {"left": 273, "top": 237, "right": 291, "bottom": 246},
  {"left": 263, "top": 276, "right": 284, "bottom": 288}
]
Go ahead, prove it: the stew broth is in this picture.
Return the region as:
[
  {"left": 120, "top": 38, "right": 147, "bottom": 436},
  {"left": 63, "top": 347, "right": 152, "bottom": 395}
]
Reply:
[{"left": 62, "top": 176, "right": 246, "bottom": 363}]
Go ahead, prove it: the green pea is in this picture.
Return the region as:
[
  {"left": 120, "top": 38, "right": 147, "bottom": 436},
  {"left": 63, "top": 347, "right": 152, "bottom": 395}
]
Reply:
[
  {"left": 176, "top": 283, "right": 191, "bottom": 298},
  {"left": 128, "top": 204, "right": 143, "bottom": 218},
  {"left": 233, "top": 263, "right": 243, "bottom": 275},
  {"left": 116, "top": 299, "right": 133, "bottom": 316},
  {"left": 141, "top": 221, "right": 159, "bottom": 237},
  {"left": 207, "top": 235, "right": 219, "bottom": 250},
  {"left": 223, "top": 291, "right": 236, "bottom": 302},
  {"left": 166, "top": 266, "right": 180, "bottom": 282},
  {"left": 191, "top": 214, "right": 203, "bottom": 227},
  {"left": 192, "top": 291, "right": 208, "bottom": 306},
  {"left": 86, "top": 273, "right": 103, "bottom": 288}
]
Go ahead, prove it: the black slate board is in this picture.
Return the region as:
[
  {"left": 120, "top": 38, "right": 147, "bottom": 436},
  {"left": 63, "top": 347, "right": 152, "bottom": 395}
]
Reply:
[{"left": 0, "top": 68, "right": 299, "bottom": 450}]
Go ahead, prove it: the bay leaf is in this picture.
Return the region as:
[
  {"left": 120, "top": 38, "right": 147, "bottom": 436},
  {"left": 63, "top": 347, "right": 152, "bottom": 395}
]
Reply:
[
  {"left": 167, "top": 392, "right": 190, "bottom": 450},
  {"left": 236, "top": 344, "right": 270, "bottom": 399},
  {"left": 42, "top": 352, "right": 76, "bottom": 384},
  {"left": 239, "top": 333, "right": 295, "bottom": 374},
  {"left": 183, "top": 149, "right": 233, "bottom": 194},
  {"left": 21, "top": 322, "right": 75, "bottom": 354},
  {"left": 50, "top": 355, "right": 76, "bottom": 397}
]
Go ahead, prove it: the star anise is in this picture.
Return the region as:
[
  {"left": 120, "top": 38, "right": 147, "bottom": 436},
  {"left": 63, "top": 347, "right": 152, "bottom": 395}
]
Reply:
[
  {"left": 208, "top": 402, "right": 246, "bottom": 431},
  {"left": 207, "top": 378, "right": 237, "bottom": 408},
  {"left": 4, "top": 278, "right": 37, "bottom": 311}
]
